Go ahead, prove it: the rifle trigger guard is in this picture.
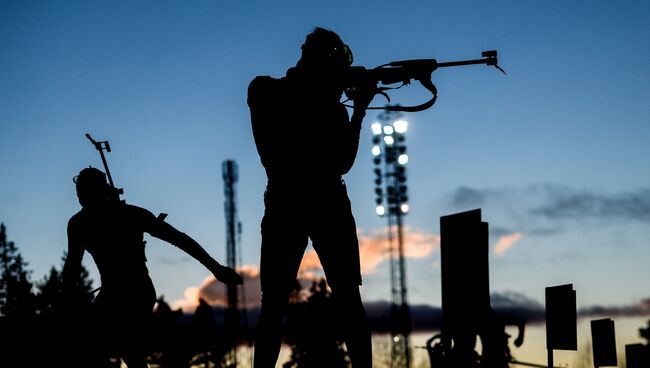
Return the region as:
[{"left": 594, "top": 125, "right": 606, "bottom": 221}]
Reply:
[
  {"left": 376, "top": 87, "right": 391, "bottom": 103},
  {"left": 381, "top": 76, "right": 438, "bottom": 112}
]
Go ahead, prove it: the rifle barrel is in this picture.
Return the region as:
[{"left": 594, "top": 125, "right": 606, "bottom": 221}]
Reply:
[
  {"left": 85, "top": 133, "right": 97, "bottom": 145},
  {"left": 437, "top": 57, "right": 492, "bottom": 68}
]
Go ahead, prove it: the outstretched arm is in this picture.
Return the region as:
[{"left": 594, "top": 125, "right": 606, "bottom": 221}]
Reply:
[{"left": 147, "top": 216, "right": 243, "bottom": 285}]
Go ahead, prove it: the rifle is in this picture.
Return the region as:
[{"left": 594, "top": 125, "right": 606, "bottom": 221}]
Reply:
[
  {"left": 344, "top": 50, "right": 505, "bottom": 112},
  {"left": 85, "top": 133, "right": 125, "bottom": 203},
  {"left": 85, "top": 133, "right": 169, "bottom": 219}
]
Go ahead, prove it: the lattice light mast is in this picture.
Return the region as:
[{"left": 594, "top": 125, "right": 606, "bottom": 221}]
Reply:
[
  {"left": 371, "top": 111, "right": 412, "bottom": 368},
  {"left": 222, "top": 159, "right": 245, "bottom": 367}
]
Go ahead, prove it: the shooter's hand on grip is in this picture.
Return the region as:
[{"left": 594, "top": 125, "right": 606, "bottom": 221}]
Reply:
[{"left": 348, "top": 77, "right": 378, "bottom": 114}]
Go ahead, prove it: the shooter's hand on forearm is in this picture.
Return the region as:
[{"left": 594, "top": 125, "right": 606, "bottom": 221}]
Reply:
[
  {"left": 353, "top": 81, "right": 377, "bottom": 112},
  {"left": 349, "top": 79, "right": 378, "bottom": 126}
]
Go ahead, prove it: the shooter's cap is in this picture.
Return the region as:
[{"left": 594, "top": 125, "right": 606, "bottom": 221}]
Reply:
[
  {"left": 74, "top": 167, "right": 111, "bottom": 208},
  {"left": 299, "top": 27, "right": 353, "bottom": 72},
  {"left": 73, "top": 167, "right": 108, "bottom": 188}
]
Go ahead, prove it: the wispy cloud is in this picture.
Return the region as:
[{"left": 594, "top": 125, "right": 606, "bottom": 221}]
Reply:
[
  {"left": 494, "top": 232, "right": 524, "bottom": 256},
  {"left": 578, "top": 298, "right": 650, "bottom": 319},
  {"left": 448, "top": 184, "right": 650, "bottom": 237},
  {"left": 451, "top": 186, "right": 492, "bottom": 207},
  {"left": 357, "top": 295, "right": 650, "bottom": 331},
  {"left": 173, "top": 288, "right": 650, "bottom": 332},
  {"left": 357, "top": 227, "right": 440, "bottom": 274},
  {"left": 488, "top": 292, "right": 650, "bottom": 325},
  {"left": 532, "top": 186, "right": 650, "bottom": 221}
]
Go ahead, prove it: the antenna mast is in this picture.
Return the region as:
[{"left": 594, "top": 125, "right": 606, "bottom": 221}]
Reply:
[{"left": 222, "top": 159, "right": 246, "bottom": 367}]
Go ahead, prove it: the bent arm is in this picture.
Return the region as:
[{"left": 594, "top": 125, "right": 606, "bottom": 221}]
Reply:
[
  {"left": 338, "top": 105, "right": 364, "bottom": 175},
  {"left": 337, "top": 82, "right": 374, "bottom": 175}
]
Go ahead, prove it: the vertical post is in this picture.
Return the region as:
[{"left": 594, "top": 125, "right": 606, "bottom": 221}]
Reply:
[
  {"left": 545, "top": 284, "right": 577, "bottom": 368},
  {"left": 440, "top": 209, "right": 489, "bottom": 365},
  {"left": 371, "top": 110, "right": 412, "bottom": 368},
  {"left": 591, "top": 318, "right": 617, "bottom": 368},
  {"left": 223, "top": 160, "right": 240, "bottom": 367}
]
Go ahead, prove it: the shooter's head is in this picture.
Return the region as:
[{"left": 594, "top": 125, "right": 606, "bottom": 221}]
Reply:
[
  {"left": 73, "top": 167, "right": 112, "bottom": 208},
  {"left": 298, "top": 27, "right": 353, "bottom": 78}
]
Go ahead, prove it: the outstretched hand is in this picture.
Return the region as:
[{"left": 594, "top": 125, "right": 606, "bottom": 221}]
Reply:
[{"left": 211, "top": 264, "right": 243, "bottom": 285}]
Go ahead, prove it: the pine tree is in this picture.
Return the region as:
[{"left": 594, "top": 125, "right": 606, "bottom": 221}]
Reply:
[
  {"left": 0, "top": 223, "right": 36, "bottom": 367},
  {"left": 0, "top": 223, "right": 35, "bottom": 319},
  {"left": 32, "top": 253, "right": 95, "bottom": 367},
  {"left": 56, "top": 252, "right": 94, "bottom": 312},
  {"left": 35, "top": 267, "right": 64, "bottom": 316},
  {"left": 35, "top": 253, "right": 94, "bottom": 317}
]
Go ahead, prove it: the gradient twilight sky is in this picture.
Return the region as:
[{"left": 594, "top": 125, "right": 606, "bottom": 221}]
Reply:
[{"left": 1, "top": 0, "right": 649, "bottom": 364}]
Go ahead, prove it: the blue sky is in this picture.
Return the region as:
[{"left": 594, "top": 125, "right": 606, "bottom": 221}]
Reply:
[{"left": 1, "top": 0, "right": 649, "bottom": 364}]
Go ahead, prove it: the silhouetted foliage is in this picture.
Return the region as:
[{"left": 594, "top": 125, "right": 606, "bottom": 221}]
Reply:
[
  {"left": 0, "top": 223, "right": 35, "bottom": 319},
  {"left": 284, "top": 278, "right": 351, "bottom": 368},
  {"left": 146, "top": 296, "right": 194, "bottom": 368},
  {"left": 189, "top": 298, "right": 228, "bottom": 367},
  {"left": 0, "top": 223, "right": 37, "bottom": 367},
  {"left": 35, "top": 253, "right": 94, "bottom": 316},
  {"left": 641, "top": 319, "right": 650, "bottom": 343},
  {"left": 35, "top": 266, "right": 64, "bottom": 316},
  {"left": 31, "top": 253, "right": 96, "bottom": 366},
  {"left": 627, "top": 319, "right": 650, "bottom": 368}
]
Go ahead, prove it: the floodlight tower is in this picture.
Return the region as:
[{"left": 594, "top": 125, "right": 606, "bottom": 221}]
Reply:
[
  {"left": 371, "top": 110, "right": 412, "bottom": 368},
  {"left": 222, "top": 159, "right": 245, "bottom": 367}
]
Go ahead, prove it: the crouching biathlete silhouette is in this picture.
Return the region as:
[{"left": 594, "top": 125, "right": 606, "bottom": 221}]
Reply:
[
  {"left": 247, "top": 27, "right": 376, "bottom": 368},
  {"left": 62, "top": 167, "right": 243, "bottom": 368}
]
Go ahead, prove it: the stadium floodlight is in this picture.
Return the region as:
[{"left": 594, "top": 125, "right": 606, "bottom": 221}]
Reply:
[
  {"left": 398, "top": 154, "right": 408, "bottom": 165},
  {"left": 393, "top": 119, "right": 408, "bottom": 134},
  {"left": 371, "top": 122, "right": 383, "bottom": 135},
  {"left": 372, "top": 145, "right": 381, "bottom": 156},
  {"left": 376, "top": 205, "right": 386, "bottom": 216}
]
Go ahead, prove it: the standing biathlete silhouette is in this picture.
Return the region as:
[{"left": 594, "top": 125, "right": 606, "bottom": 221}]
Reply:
[
  {"left": 63, "top": 166, "right": 243, "bottom": 368},
  {"left": 247, "top": 27, "right": 377, "bottom": 368}
]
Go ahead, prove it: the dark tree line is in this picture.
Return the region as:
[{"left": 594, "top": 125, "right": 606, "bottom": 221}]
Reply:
[{"left": 0, "top": 223, "right": 233, "bottom": 368}]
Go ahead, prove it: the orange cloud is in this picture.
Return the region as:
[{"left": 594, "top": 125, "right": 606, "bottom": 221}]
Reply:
[
  {"left": 172, "top": 265, "right": 262, "bottom": 312},
  {"left": 297, "top": 250, "right": 324, "bottom": 274},
  {"left": 172, "top": 227, "right": 440, "bottom": 311},
  {"left": 296, "top": 227, "right": 440, "bottom": 275},
  {"left": 357, "top": 226, "right": 440, "bottom": 274},
  {"left": 494, "top": 232, "right": 524, "bottom": 256}
]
